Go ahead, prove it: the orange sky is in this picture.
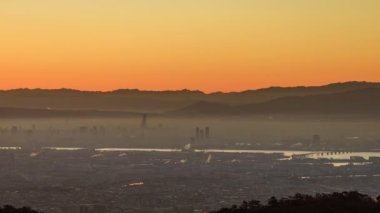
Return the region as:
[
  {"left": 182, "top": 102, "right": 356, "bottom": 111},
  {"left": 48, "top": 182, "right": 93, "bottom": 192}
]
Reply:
[{"left": 0, "top": 0, "right": 379, "bottom": 92}]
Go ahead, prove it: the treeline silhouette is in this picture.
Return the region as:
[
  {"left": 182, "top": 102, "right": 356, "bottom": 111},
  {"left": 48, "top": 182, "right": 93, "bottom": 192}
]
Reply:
[
  {"left": 0, "top": 205, "right": 41, "bottom": 213},
  {"left": 212, "top": 191, "right": 380, "bottom": 213}
]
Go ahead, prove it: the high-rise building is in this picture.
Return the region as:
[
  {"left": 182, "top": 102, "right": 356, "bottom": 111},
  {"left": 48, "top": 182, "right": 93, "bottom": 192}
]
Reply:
[
  {"left": 196, "top": 127, "right": 200, "bottom": 140},
  {"left": 141, "top": 114, "right": 147, "bottom": 129},
  {"left": 205, "top": 127, "right": 210, "bottom": 139}
]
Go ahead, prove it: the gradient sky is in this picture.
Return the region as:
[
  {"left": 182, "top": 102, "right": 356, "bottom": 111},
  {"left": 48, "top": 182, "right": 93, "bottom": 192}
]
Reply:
[{"left": 0, "top": 0, "right": 379, "bottom": 92}]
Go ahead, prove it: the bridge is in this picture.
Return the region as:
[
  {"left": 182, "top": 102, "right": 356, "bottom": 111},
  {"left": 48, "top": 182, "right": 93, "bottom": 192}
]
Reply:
[{"left": 291, "top": 151, "right": 354, "bottom": 160}]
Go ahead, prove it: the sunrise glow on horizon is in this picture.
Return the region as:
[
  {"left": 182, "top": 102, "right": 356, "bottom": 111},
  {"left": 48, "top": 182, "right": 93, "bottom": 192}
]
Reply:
[{"left": 1, "top": 0, "right": 379, "bottom": 92}]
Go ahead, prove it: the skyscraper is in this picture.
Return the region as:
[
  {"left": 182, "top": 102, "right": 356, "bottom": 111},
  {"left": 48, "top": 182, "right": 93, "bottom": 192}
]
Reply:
[
  {"left": 205, "top": 127, "right": 210, "bottom": 139},
  {"left": 196, "top": 127, "right": 200, "bottom": 140},
  {"left": 141, "top": 114, "right": 147, "bottom": 129},
  {"left": 200, "top": 129, "right": 204, "bottom": 140}
]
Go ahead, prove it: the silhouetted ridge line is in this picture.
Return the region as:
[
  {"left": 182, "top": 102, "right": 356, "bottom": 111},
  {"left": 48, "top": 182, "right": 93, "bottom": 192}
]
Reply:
[
  {"left": 0, "top": 107, "right": 142, "bottom": 118},
  {"left": 1, "top": 81, "right": 380, "bottom": 114},
  {"left": 1, "top": 81, "right": 377, "bottom": 93},
  {"left": 212, "top": 191, "right": 380, "bottom": 213},
  {"left": 239, "top": 88, "right": 380, "bottom": 114},
  {"left": 0, "top": 205, "right": 42, "bottom": 213}
]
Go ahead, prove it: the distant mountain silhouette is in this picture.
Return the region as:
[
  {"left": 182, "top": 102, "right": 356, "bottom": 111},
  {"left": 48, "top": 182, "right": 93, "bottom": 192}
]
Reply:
[
  {"left": 0, "top": 81, "right": 379, "bottom": 115},
  {"left": 239, "top": 88, "right": 380, "bottom": 114},
  {"left": 173, "top": 88, "right": 380, "bottom": 116},
  {"left": 0, "top": 107, "right": 141, "bottom": 118},
  {"left": 0, "top": 88, "right": 205, "bottom": 113},
  {"left": 208, "top": 81, "right": 380, "bottom": 105}
]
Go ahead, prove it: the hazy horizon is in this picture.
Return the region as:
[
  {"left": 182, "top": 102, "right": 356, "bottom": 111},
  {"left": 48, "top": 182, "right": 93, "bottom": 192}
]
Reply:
[{"left": 0, "top": 80, "right": 378, "bottom": 93}]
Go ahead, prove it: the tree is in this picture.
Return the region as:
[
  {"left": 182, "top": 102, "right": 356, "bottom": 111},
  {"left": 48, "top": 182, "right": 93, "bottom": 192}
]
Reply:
[
  {"left": 0, "top": 205, "right": 42, "bottom": 213},
  {"left": 211, "top": 191, "right": 380, "bottom": 213}
]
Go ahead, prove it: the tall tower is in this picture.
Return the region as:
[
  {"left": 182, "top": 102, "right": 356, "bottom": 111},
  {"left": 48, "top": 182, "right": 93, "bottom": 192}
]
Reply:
[
  {"left": 196, "top": 127, "right": 200, "bottom": 140},
  {"left": 141, "top": 114, "right": 147, "bottom": 129},
  {"left": 205, "top": 127, "right": 210, "bottom": 139},
  {"left": 200, "top": 129, "right": 204, "bottom": 140}
]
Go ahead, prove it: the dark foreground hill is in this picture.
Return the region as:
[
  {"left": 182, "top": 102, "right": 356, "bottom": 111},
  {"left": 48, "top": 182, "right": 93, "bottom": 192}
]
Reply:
[
  {"left": 212, "top": 191, "right": 380, "bottom": 213},
  {"left": 3, "top": 191, "right": 379, "bottom": 213},
  {"left": 0, "top": 82, "right": 379, "bottom": 113},
  {"left": 0, "top": 205, "right": 41, "bottom": 213}
]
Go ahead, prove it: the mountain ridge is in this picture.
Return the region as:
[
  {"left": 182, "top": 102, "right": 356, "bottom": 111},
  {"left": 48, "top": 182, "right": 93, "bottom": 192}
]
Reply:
[
  {"left": 174, "top": 88, "right": 380, "bottom": 116},
  {"left": 1, "top": 81, "right": 379, "bottom": 113},
  {"left": 1, "top": 81, "right": 378, "bottom": 94}
]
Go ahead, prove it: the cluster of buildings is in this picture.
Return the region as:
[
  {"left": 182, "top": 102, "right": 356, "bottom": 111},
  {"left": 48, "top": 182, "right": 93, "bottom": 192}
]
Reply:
[
  {"left": 190, "top": 127, "right": 211, "bottom": 144},
  {"left": 1, "top": 148, "right": 380, "bottom": 212}
]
